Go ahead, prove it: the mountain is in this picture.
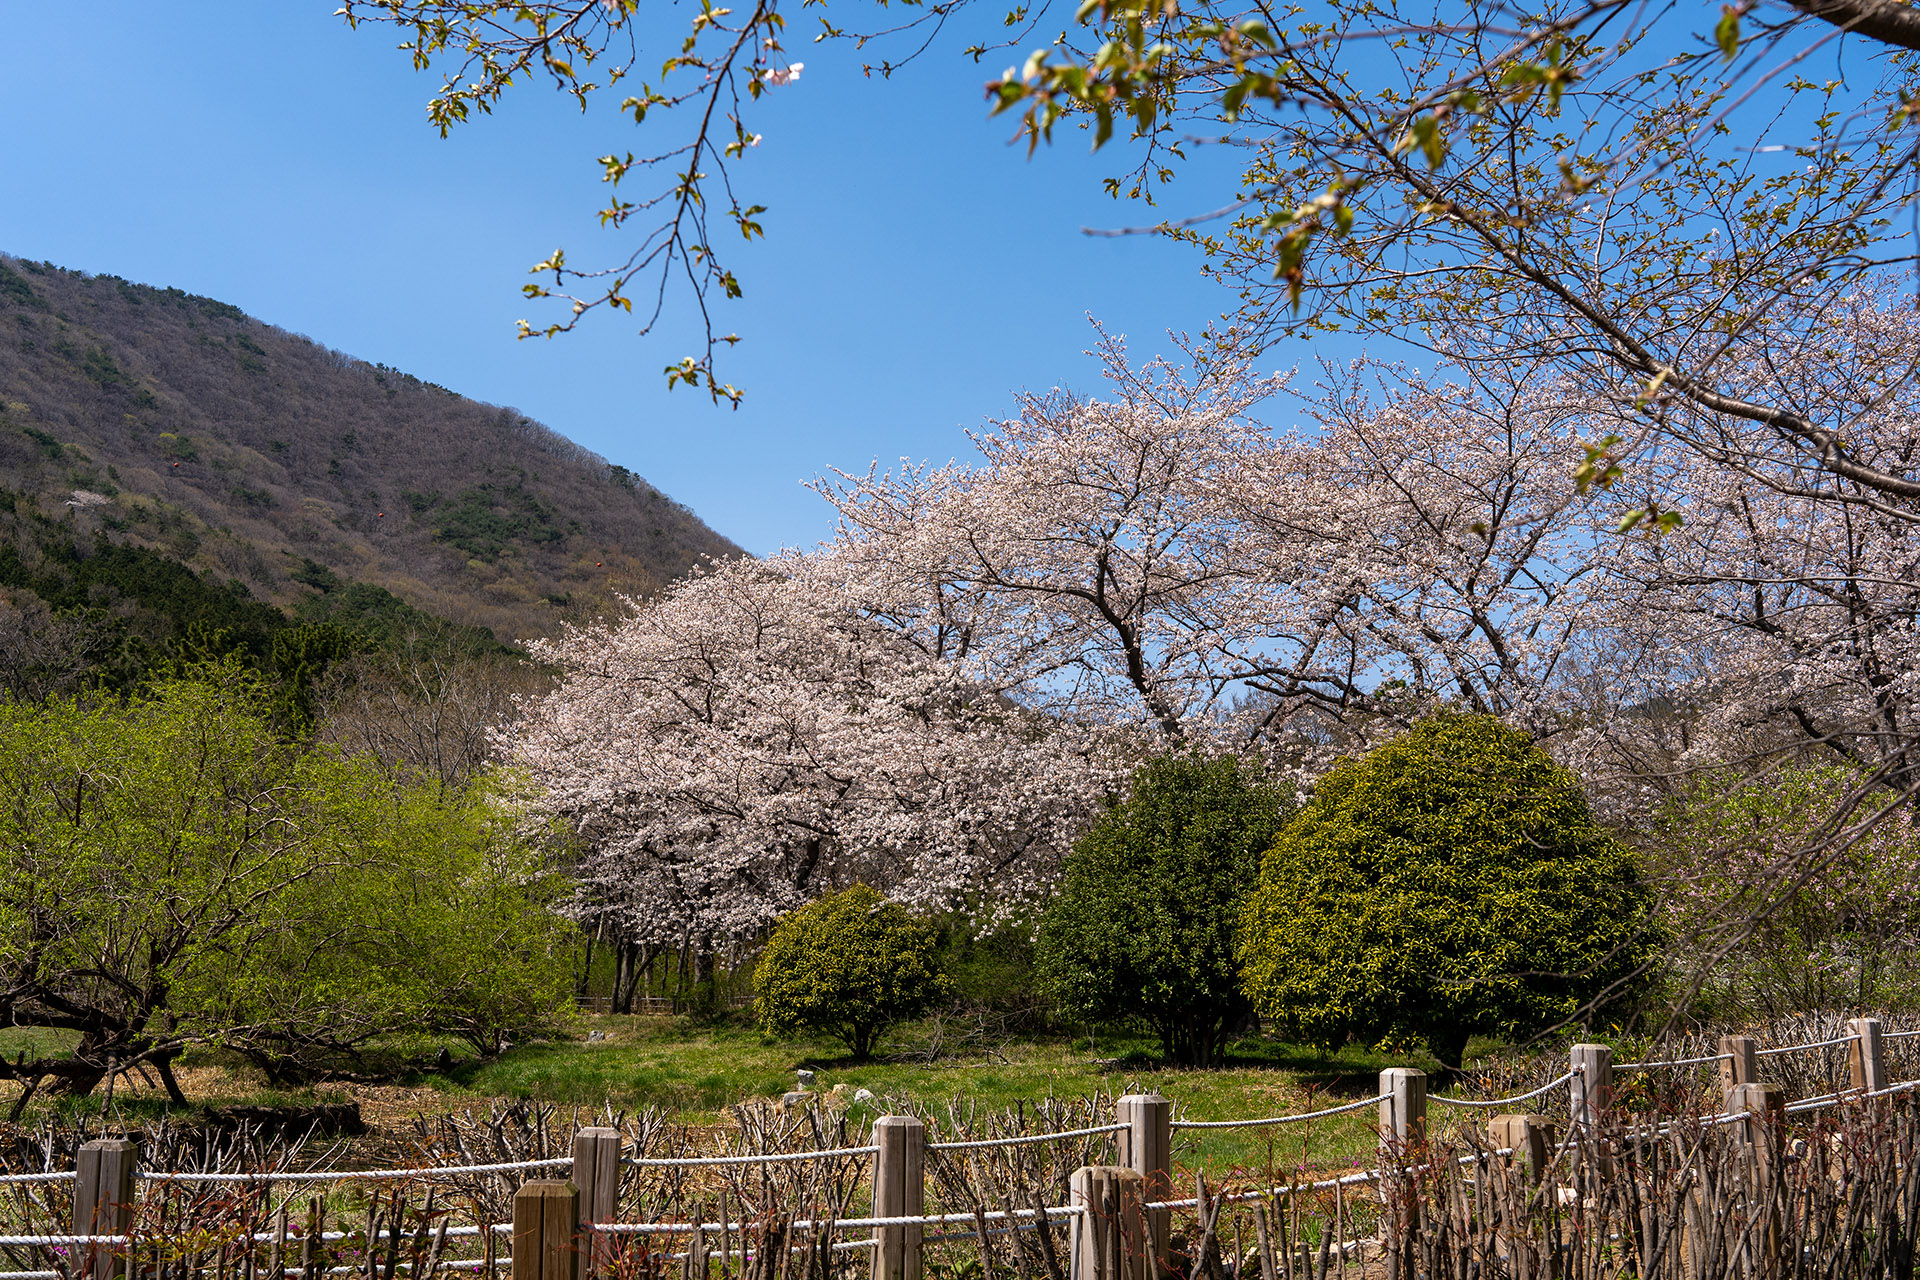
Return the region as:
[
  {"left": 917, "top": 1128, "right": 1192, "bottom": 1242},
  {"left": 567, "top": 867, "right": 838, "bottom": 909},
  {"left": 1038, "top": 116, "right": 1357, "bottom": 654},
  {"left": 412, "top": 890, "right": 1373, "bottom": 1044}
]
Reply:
[{"left": 0, "top": 255, "right": 741, "bottom": 645}]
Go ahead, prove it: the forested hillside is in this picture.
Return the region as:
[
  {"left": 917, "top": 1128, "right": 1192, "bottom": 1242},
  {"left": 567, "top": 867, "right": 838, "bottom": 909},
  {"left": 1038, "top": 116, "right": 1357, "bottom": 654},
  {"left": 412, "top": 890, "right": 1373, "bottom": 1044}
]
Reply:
[{"left": 0, "top": 255, "right": 739, "bottom": 646}]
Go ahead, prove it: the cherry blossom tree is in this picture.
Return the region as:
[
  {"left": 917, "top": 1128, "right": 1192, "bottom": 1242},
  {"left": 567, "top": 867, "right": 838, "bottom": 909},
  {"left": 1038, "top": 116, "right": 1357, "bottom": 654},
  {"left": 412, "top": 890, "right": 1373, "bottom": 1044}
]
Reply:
[
  {"left": 818, "top": 331, "right": 1289, "bottom": 742},
  {"left": 819, "top": 332, "right": 1624, "bottom": 765},
  {"left": 508, "top": 553, "right": 1118, "bottom": 956},
  {"left": 1575, "top": 290, "right": 1920, "bottom": 800},
  {"left": 1221, "top": 358, "right": 1617, "bottom": 744},
  {"left": 512, "top": 301, "right": 1920, "bottom": 1020}
]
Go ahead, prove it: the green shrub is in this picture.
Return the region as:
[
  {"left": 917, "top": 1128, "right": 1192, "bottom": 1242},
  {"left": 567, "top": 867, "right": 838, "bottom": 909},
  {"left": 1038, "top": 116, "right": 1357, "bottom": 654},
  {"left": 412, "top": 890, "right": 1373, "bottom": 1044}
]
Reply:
[
  {"left": 1654, "top": 764, "right": 1920, "bottom": 1018},
  {"left": 934, "top": 917, "right": 1049, "bottom": 1026},
  {"left": 0, "top": 673, "right": 574, "bottom": 1100},
  {"left": 1038, "top": 754, "right": 1287, "bottom": 1066},
  {"left": 753, "top": 885, "right": 947, "bottom": 1060},
  {"left": 1238, "top": 713, "right": 1654, "bottom": 1068}
]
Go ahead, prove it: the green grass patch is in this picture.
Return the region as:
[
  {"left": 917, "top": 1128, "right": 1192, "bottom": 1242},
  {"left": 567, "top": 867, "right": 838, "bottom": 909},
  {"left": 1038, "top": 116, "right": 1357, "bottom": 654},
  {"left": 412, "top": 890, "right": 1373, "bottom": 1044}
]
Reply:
[
  {"left": 418, "top": 1016, "right": 1499, "bottom": 1173},
  {"left": 0, "top": 1026, "right": 80, "bottom": 1059}
]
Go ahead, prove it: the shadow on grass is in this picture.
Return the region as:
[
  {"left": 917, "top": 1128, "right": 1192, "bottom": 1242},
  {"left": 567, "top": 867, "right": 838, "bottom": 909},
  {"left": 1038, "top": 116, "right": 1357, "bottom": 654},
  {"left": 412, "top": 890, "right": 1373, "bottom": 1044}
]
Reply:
[
  {"left": 1076, "top": 1033, "right": 1490, "bottom": 1093},
  {"left": 402, "top": 1016, "right": 1505, "bottom": 1120}
]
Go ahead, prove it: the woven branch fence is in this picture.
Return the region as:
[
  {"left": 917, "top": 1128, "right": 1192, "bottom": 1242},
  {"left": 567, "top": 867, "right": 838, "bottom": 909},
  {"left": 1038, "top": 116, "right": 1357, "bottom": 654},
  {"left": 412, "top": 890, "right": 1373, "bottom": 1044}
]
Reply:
[{"left": 5, "top": 1016, "right": 1920, "bottom": 1280}]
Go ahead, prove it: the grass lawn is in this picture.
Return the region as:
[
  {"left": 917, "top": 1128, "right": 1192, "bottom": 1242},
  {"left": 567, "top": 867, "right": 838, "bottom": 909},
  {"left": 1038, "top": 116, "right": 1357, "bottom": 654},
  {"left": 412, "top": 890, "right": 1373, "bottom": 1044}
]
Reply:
[
  {"left": 0, "top": 1026, "right": 81, "bottom": 1060},
  {"left": 408, "top": 1014, "right": 1514, "bottom": 1174},
  {"left": 1, "top": 1013, "right": 1541, "bottom": 1179}
]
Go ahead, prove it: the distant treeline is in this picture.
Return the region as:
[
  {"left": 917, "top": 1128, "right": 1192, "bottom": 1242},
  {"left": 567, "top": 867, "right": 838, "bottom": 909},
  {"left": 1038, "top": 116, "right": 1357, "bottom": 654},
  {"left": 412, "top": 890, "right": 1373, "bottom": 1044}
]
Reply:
[{"left": 0, "top": 486, "right": 509, "bottom": 729}]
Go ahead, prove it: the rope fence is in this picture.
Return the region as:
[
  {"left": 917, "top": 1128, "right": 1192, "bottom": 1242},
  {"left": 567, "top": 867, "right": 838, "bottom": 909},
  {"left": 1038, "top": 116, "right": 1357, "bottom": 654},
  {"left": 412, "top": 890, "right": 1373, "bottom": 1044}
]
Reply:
[
  {"left": 927, "top": 1123, "right": 1124, "bottom": 1150},
  {"left": 588, "top": 1206, "right": 1079, "bottom": 1235},
  {"left": 1430, "top": 1070, "right": 1578, "bottom": 1109},
  {"left": 626, "top": 1146, "right": 879, "bottom": 1168},
  {"left": 1145, "top": 1167, "right": 1382, "bottom": 1212},
  {"left": 36, "top": 1063, "right": 1920, "bottom": 1269},
  {"left": 4, "top": 1017, "right": 1918, "bottom": 1280},
  {"left": 1757, "top": 1034, "right": 1855, "bottom": 1056},
  {"left": 1170, "top": 1093, "right": 1386, "bottom": 1130},
  {"left": 9, "top": 1018, "right": 1907, "bottom": 1193},
  {"left": 1616, "top": 1052, "right": 1730, "bottom": 1070},
  {"left": 135, "top": 1156, "right": 573, "bottom": 1184}
]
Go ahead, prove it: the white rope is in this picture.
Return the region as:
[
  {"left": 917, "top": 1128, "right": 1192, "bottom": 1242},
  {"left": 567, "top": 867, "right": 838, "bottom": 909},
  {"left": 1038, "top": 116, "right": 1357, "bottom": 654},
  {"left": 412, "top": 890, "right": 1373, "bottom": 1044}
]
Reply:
[
  {"left": 137, "top": 1157, "right": 572, "bottom": 1184},
  {"left": 238, "top": 1225, "right": 516, "bottom": 1243},
  {"left": 273, "top": 1267, "right": 512, "bottom": 1277},
  {"left": 1779, "top": 1078, "right": 1920, "bottom": 1111},
  {"left": 1463, "top": 1147, "right": 1519, "bottom": 1163},
  {"left": 648, "top": 1237, "right": 880, "bottom": 1262},
  {"left": 592, "top": 1205, "right": 1079, "bottom": 1234},
  {"left": 922, "top": 1221, "right": 1048, "bottom": 1244},
  {"left": 812, "top": 1206, "right": 1078, "bottom": 1230},
  {"left": 1147, "top": 1167, "right": 1382, "bottom": 1211},
  {"left": 1617, "top": 1053, "right": 1730, "bottom": 1070},
  {"left": 0, "top": 1271, "right": 60, "bottom": 1278},
  {"left": 0, "top": 1172, "right": 72, "bottom": 1186},
  {"left": 1884, "top": 1029, "right": 1920, "bottom": 1040},
  {"left": 0, "top": 1235, "right": 129, "bottom": 1246},
  {"left": 1431, "top": 1072, "right": 1577, "bottom": 1109},
  {"left": 1640, "top": 1109, "right": 1752, "bottom": 1139},
  {"left": 627, "top": 1146, "right": 878, "bottom": 1168},
  {"left": 1171, "top": 1094, "right": 1388, "bottom": 1131},
  {"left": 928, "top": 1124, "right": 1125, "bottom": 1151},
  {"left": 1143, "top": 1144, "right": 1524, "bottom": 1214},
  {"left": 1757, "top": 1035, "right": 1855, "bottom": 1057}
]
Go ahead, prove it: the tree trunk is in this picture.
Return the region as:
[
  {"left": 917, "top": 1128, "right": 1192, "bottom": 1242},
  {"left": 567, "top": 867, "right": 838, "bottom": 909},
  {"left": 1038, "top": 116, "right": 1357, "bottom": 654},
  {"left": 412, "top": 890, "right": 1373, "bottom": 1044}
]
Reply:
[
  {"left": 612, "top": 942, "right": 634, "bottom": 1014},
  {"left": 153, "top": 1054, "right": 190, "bottom": 1106},
  {"left": 575, "top": 931, "right": 597, "bottom": 998},
  {"left": 1426, "top": 1025, "right": 1471, "bottom": 1071},
  {"left": 693, "top": 943, "right": 716, "bottom": 1015},
  {"left": 47, "top": 1034, "right": 117, "bottom": 1097}
]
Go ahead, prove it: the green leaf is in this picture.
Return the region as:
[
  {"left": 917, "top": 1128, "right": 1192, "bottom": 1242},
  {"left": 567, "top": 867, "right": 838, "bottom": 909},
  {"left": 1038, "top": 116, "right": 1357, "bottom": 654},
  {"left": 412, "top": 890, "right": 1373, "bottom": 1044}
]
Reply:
[{"left": 1716, "top": 6, "right": 1740, "bottom": 59}]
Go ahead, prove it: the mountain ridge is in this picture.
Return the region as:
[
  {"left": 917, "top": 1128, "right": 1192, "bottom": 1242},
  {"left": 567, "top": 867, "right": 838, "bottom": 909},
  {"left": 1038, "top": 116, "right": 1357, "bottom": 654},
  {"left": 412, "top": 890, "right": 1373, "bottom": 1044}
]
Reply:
[{"left": 0, "top": 254, "right": 740, "bottom": 644}]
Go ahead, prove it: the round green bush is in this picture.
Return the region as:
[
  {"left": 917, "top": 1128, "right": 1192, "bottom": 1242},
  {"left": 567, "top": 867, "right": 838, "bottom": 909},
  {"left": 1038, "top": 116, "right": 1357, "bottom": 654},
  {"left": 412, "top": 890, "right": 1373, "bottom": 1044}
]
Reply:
[
  {"left": 1238, "top": 712, "right": 1654, "bottom": 1068},
  {"left": 754, "top": 884, "right": 948, "bottom": 1060},
  {"left": 1038, "top": 754, "right": 1287, "bottom": 1066}
]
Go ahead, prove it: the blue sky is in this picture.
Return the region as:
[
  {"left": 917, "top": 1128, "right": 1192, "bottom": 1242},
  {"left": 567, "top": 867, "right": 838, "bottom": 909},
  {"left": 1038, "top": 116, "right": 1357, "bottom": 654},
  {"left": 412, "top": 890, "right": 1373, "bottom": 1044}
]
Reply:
[{"left": 0, "top": 3, "right": 1266, "bottom": 554}]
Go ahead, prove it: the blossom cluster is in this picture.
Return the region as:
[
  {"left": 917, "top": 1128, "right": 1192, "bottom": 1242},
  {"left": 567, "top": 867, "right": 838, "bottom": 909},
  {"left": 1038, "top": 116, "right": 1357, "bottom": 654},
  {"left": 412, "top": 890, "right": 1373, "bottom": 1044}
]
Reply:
[{"left": 511, "top": 299, "right": 1920, "bottom": 943}]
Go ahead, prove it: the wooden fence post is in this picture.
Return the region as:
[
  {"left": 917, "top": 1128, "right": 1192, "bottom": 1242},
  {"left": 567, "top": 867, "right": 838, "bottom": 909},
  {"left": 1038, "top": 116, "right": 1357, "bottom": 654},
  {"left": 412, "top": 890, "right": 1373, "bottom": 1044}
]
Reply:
[
  {"left": 572, "top": 1126, "right": 623, "bottom": 1279},
  {"left": 1729, "top": 1083, "right": 1786, "bottom": 1153},
  {"left": 1069, "top": 1166, "right": 1148, "bottom": 1280},
  {"left": 1569, "top": 1045, "right": 1613, "bottom": 1132},
  {"left": 1488, "top": 1115, "right": 1556, "bottom": 1186},
  {"left": 871, "top": 1115, "right": 925, "bottom": 1280},
  {"left": 1379, "top": 1068, "right": 1427, "bottom": 1148},
  {"left": 1719, "top": 1035, "right": 1757, "bottom": 1105},
  {"left": 1729, "top": 1082, "right": 1785, "bottom": 1265},
  {"left": 1117, "top": 1093, "right": 1171, "bottom": 1276},
  {"left": 514, "top": 1180, "right": 580, "bottom": 1280},
  {"left": 1487, "top": 1115, "right": 1554, "bottom": 1280},
  {"left": 1849, "top": 1018, "right": 1886, "bottom": 1094},
  {"left": 74, "top": 1138, "right": 136, "bottom": 1280}
]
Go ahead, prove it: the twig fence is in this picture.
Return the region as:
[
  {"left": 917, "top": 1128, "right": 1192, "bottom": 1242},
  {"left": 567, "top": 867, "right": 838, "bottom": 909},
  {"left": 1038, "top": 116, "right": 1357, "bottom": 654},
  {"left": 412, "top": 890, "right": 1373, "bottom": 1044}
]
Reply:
[{"left": 29, "top": 1015, "right": 1920, "bottom": 1280}]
